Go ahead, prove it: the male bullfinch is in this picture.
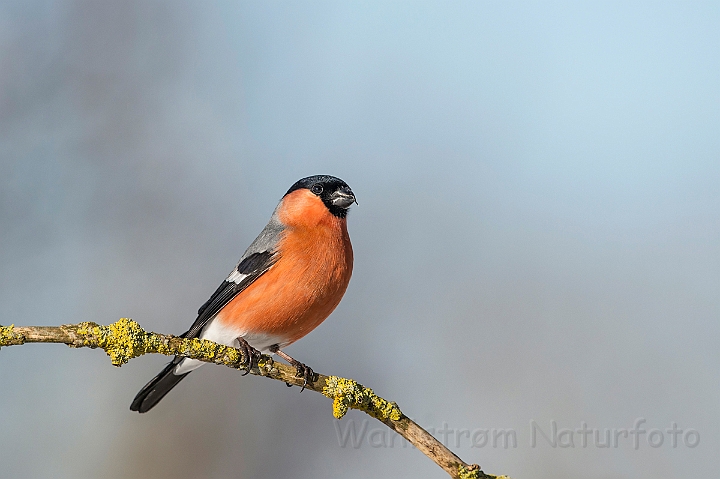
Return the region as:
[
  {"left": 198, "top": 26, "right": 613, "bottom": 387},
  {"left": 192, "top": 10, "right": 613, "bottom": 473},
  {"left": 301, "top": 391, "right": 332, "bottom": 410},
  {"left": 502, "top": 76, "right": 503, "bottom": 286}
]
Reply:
[{"left": 130, "top": 175, "right": 356, "bottom": 413}]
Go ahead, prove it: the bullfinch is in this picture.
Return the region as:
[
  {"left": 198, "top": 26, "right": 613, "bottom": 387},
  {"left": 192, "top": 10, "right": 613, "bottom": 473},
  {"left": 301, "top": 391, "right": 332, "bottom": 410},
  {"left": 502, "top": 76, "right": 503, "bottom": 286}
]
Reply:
[{"left": 130, "top": 175, "right": 356, "bottom": 413}]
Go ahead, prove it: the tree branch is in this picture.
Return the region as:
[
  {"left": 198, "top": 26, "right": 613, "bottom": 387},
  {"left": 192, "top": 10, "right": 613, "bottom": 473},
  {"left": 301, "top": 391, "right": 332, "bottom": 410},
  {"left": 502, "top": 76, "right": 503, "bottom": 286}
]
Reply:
[{"left": 0, "top": 318, "right": 509, "bottom": 479}]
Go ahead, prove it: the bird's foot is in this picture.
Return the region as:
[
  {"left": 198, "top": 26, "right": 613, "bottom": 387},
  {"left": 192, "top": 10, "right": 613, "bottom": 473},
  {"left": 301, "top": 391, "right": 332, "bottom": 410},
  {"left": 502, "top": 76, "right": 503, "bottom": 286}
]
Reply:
[
  {"left": 270, "top": 346, "right": 317, "bottom": 392},
  {"left": 290, "top": 360, "right": 316, "bottom": 392},
  {"left": 237, "top": 337, "right": 262, "bottom": 376}
]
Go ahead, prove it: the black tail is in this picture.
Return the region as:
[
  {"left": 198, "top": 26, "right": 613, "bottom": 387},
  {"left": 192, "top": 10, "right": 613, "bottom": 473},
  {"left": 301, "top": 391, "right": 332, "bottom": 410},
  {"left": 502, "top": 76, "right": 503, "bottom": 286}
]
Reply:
[{"left": 130, "top": 357, "right": 190, "bottom": 413}]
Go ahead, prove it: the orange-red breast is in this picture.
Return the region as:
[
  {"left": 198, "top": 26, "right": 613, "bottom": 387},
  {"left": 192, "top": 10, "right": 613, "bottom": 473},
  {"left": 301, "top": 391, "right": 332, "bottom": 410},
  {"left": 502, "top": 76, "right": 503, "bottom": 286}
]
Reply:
[{"left": 131, "top": 175, "right": 355, "bottom": 412}]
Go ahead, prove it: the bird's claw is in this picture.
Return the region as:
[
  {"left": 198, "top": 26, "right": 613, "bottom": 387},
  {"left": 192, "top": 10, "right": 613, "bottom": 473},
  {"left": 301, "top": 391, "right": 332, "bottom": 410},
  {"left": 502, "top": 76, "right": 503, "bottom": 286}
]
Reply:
[
  {"left": 237, "top": 338, "right": 262, "bottom": 376},
  {"left": 293, "top": 361, "right": 316, "bottom": 392},
  {"left": 269, "top": 345, "right": 316, "bottom": 391}
]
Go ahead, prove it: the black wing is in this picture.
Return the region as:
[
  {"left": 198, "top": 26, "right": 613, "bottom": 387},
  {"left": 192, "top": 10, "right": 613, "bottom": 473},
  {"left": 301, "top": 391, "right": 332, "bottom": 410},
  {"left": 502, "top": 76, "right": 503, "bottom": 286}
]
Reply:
[
  {"left": 181, "top": 251, "right": 278, "bottom": 339},
  {"left": 131, "top": 250, "right": 279, "bottom": 413}
]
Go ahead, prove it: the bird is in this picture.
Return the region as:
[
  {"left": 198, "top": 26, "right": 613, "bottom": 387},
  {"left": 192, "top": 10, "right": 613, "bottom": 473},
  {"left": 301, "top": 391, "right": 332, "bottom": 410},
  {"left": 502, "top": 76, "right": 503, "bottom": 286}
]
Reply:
[{"left": 130, "top": 175, "right": 356, "bottom": 413}]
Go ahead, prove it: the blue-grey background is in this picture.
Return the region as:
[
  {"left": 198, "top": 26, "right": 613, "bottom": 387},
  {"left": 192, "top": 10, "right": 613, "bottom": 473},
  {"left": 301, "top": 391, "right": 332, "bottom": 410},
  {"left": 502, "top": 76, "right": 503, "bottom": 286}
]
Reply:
[{"left": 1, "top": 2, "right": 718, "bottom": 478}]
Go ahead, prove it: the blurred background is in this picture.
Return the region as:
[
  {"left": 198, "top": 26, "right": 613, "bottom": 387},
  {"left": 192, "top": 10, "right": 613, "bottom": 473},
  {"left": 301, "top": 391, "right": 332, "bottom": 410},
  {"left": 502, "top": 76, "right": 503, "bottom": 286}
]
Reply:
[{"left": 1, "top": 1, "right": 718, "bottom": 478}]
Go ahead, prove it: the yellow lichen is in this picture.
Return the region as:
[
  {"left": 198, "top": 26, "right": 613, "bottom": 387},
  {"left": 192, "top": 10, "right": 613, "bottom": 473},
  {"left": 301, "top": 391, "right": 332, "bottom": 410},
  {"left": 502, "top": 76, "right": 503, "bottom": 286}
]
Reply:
[
  {"left": 0, "top": 324, "right": 17, "bottom": 349},
  {"left": 322, "top": 376, "right": 403, "bottom": 421},
  {"left": 458, "top": 465, "right": 482, "bottom": 479},
  {"left": 458, "top": 466, "right": 510, "bottom": 479},
  {"left": 71, "top": 318, "right": 249, "bottom": 369},
  {"left": 179, "top": 337, "right": 241, "bottom": 365},
  {"left": 75, "top": 318, "right": 153, "bottom": 366}
]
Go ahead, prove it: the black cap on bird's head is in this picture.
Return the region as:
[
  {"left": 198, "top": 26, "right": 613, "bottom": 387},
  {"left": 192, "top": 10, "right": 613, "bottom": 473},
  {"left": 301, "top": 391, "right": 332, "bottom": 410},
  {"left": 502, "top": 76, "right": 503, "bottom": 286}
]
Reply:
[{"left": 285, "top": 175, "right": 356, "bottom": 218}]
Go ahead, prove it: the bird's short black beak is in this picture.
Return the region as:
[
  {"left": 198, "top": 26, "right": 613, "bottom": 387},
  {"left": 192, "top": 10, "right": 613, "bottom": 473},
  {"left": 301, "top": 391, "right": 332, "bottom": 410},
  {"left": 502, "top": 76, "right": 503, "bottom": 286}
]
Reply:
[{"left": 330, "top": 187, "right": 356, "bottom": 209}]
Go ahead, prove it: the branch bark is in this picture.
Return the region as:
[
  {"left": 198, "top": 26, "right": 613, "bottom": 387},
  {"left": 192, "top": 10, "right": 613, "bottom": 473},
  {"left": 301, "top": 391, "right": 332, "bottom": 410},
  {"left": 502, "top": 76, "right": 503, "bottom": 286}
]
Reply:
[{"left": 0, "top": 319, "right": 509, "bottom": 479}]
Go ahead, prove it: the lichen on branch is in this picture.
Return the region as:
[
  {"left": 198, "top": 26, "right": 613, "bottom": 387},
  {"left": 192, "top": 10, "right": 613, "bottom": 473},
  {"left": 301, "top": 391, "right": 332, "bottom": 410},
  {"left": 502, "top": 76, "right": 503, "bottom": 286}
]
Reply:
[
  {"left": 71, "top": 318, "right": 245, "bottom": 367},
  {"left": 322, "top": 376, "right": 403, "bottom": 420},
  {"left": 0, "top": 318, "right": 506, "bottom": 479},
  {"left": 0, "top": 324, "right": 17, "bottom": 349}
]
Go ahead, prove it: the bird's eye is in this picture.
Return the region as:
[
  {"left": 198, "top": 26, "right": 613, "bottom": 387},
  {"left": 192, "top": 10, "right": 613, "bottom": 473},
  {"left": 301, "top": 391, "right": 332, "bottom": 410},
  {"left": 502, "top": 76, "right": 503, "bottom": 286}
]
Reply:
[{"left": 311, "top": 184, "right": 323, "bottom": 195}]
